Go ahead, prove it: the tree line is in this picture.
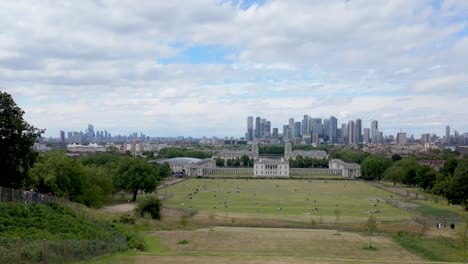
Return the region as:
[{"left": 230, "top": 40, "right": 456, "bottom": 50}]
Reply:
[{"left": 360, "top": 154, "right": 468, "bottom": 210}]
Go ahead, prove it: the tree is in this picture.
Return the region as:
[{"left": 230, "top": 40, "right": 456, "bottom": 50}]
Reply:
[
  {"left": 241, "top": 155, "right": 250, "bottom": 167},
  {"left": 360, "top": 155, "right": 393, "bottom": 180},
  {"left": 366, "top": 215, "right": 378, "bottom": 248},
  {"left": 440, "top": 158, "right": 458, "bottom": 176},
  {"left": 0, "top": 92, "right": 43, "bottom": 187},
  {"left": 391, "top": 154, "right": 402, "bottom": 162},
  {"left": 415, "top": 165, "right": 437, "bottom": 191},
  {"left": 113, "top": 157, "right": 159, "bottom": 202},
  {"left": 383, "top": 165, "right": 404, "bottom": 186},
  {"left": 445, "top": 159, "right": 468, "bottom": 210},
  {"left": 215, "top": 158, "right": 225, "bottom": 167},
  {"left": 159, "top": 162, "right": 172, "bottom": 178}
]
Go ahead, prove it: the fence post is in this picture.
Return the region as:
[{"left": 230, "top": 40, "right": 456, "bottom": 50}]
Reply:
[
  {"left": 16, "top": 237, "right": 21, "bottom": 264},
  {"left": 12, "top": 188, "right": 15, "bottom": 203},
  {"left": 43, "top": 240, "right": 48, "bottom": 264},
  {"left": 63, "top": 240, "right": 68, "bottom": 261}
]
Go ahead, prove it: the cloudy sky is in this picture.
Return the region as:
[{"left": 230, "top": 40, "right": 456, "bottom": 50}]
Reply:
[{"left": 1, "top": 0, "right": 467, "bottom": 138}]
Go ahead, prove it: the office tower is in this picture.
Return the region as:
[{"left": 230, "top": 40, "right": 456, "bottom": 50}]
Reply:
[
  {"left": 378, "top": 132, "right": 383, "bottom": 144},
  {"left": 323, "top": 119, "right": 329, "bottom": 139},
  {"left": 310, "top": 118, "right": 322, "bottom": 136},
  {"left": 341, "top": 123, "right": 348, "bottom": 143},
  {"left": 363, "top": 128, "right": 370, "bottom": 144},
  {"left": 260, "top": 118, "right": 266, "bottom": 138},
  {"left": 247, "top": 116, "right": 254, "bottom": 141},
  {"left": 283, "top": 125, "right": 289, "bottom": 140},
  {"left": 73, "top": 131, "right": 82, "bottom": 144},
  {"left": 60, "top": 131, "right": 65, "bottom": 143},
  {"left": 87, "top": 124, "right": 95, "bottom": 139},
  {"left": 302, "top": 115, "right": 310, "bottom": 136},
  {"left": 355, "top": 119, "right": 362, "bottom": 143},
  {"left": 294, "top": 122, "right": 301, "bottom": 138},
  {"left": 255, "top": 117, "right": 261, "bottom": 139},
  {"left": 421, "top": 133, "right": 430, "bottom": 144},
  {"left": 272, "top": 128, "right": 279, "bottom": 138},
  {"left": 288, "top": 118, "right": 294, "bottom": 138},
  {"left": 265, "top": 121, "right": 271, "bottom": 138},
  {"left": 67, "top": 132, "right": 73, "bottom": 143},
  {"left": 446, "top": 125, "right": 450, "bottom": 144},
  {"left": 397, "top": 132, "right": 407, "bottom": 145},
  {"left": 348, "top": 120, "right": 355, "bottom": 144},
  {"left": 329, "top": 116, "right": 338, "bottom": 144},
  {"left": 371, "top": 120, "right": 378, "bottom": 144}
]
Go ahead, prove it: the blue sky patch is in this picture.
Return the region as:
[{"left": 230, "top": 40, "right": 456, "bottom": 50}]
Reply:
[{"left": 159, "top": 44, "right": 236, "bottom": 64}]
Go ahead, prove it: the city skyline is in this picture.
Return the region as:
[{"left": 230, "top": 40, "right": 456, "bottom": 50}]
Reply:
[{"left": 1, "top": 1, "right": 467, "bottom": 137}]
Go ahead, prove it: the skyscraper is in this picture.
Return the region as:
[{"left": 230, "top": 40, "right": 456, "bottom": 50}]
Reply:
[
  {"left": 446, "top": 125, "right": 450, "bottom": 145},
  {"left": 60, "top": 131, "right": 65, "bottom": 143},
  {"left": 363, "top": 128, "right": 370, "bottom": 144},
  {"left": 272, "top": 128, "right": 279, "bottom": 138},
  {"left": 247, "top": 116, "right": 254, "bottom": 141},
  {"left": 255, "top": 117, "right": 261, "bottom": 139},
  {"left": 265, "top": 121, "right": 271, "bottom": 138},
  {"left": 355, "top": 119, "right": 362, "bottom": 143},
  {"left": 283, "top": 125, "right": 289, "bottom": 141},
  {"left": 310, "top": 118, "right": 322, "bottom": 136},
  {"left": 260, "top": 118, "right": 266, "bottom": 138},
  {"left": 396, "top": 132, "right": 407, "bottom": 145},
  {"left": 329, "top": 116, "right": 338, "bottom": 144},
  {"left": 348, "top": 120, "right": 355, "bottom": 144},
  {"left": 289, "top": 118, "right": 294, "bottom": 139},
  {"left": 294, "top": 122, "right": 301, "bottom": 138},
  {"left": 302, "top": 115, "right": 310, "bottom": 136},
  {"left": 371, "top": 120, "right": 378, "bottom": 144}
]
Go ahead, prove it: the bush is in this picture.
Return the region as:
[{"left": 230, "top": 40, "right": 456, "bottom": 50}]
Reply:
[
  {"left": 136, "top": 196, "right": 161, "bottom": 220},
  {"left": 115, "top": 214, "right": 136, "bottom": 225}
]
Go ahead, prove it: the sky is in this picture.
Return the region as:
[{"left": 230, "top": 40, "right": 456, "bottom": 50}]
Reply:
[{"left": 1, "top": 0, "right": 468, "bottom": 138}]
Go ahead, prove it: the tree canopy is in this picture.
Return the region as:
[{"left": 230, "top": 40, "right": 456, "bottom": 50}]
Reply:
[
  {"left": 113, "top": 157, "right": 160, "bottom": 202},
  {"left": 360, "top": 155, "right": 393, "bottom": 180},
  {"left": 0, "top": 91, "right": 43, "bottom": 187}
]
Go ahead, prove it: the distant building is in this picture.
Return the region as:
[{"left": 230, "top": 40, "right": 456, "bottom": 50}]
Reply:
[
  {"left": 348, "top": 121, "right": 355, "bottom": 144},
  {"left": 254, "top": 158, "right": 289, "bottom": 177},
  {"left": 67, "top": 143, "right": 106, "bottom": 153},
  {"left": 363, "top": 128, "right": 370, "bottom": 144},
  {"left": 328, "top": 159, "right": 361, "bottom": 178},
  {"left": 396, "top": 132, "right": 407, "bottom": 145},
  {"left": 446, "top": 125, "right": 450, "bottom": 145},
  {"left": 371, "top": 120, "right": 378, "bottom": 144},
  {"left": 153, "top": 157, "right": 215, "bottom": 177}
]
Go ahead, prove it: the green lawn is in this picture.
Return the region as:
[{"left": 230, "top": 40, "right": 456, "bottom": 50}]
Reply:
[{"left": 159, "top": 179, "right": 414, "bottom": 222}]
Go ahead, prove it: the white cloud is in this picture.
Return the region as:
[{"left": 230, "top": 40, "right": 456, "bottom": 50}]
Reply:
[{"left": 0, "top": 0, "right": 467, "bottom": 137}]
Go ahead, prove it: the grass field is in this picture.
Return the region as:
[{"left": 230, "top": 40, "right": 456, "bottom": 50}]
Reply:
[
  {"left": 88, "top": 227, "right": 451, "bottom": 264},
  {"left": 159, "top": 179, "right": 414, "bottom": 222}
]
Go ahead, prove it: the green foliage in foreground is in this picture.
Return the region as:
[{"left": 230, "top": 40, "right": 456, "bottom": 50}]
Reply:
[
  {"left": 0, "top": 203, "right": 117, "bottom": 240},
  {"left": 392, "top": 231, "right": 462, "bottom": 262},
  {"left": 136, "top": 196, "right": 161, "bottom": 220},
  {"left": 112, "top": 224, "right": 146, "bottom": 251}
]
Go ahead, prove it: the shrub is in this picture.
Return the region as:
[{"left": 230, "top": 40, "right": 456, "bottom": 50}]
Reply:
[
  {"left": 115, "top": 214, "right": 136, "bottom": 225},
  {"left": 136, "top": 196, "right": 161, "bottom": 220}
]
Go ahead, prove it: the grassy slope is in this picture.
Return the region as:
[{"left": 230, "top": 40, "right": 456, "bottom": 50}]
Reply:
[{"left": 0, "top": 202, "right": 117, "bottom": 240}]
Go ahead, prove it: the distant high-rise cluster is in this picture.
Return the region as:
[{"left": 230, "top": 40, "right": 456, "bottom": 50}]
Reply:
[
  {"left": 59, "top": 124, "right": 148, "bottom": 144},
  {"left": 245, "top": 115, "right": 386, "bottom": 145}
]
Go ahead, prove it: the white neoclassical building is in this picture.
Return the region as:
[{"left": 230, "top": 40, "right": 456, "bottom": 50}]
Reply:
[
  {"left": 328, "top": 159, "right": 361, "bottom": 178},
  {"left": 254, "top": 158, "right": 289, "bottom": 177}
]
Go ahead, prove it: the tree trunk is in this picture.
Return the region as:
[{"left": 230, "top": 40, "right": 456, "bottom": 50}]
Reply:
[{"left": 132, "top": 190, "right": 138, "bottom": 202}]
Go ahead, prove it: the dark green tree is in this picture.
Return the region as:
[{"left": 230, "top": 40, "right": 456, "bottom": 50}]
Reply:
[
  {"left": 159, "top": 162, "right": 172, "bottom": 178},
  {"left": 383, "top": 165, "right": 404, "bottom": 186},
  {"left": 215, "top": 158, "right": 225, "bottom": 167},
  {"left": 391, "top": 154, "right": 402, "bottom": 162},
  {"left": 446, "top": 159, "right": 468, "bottom": 210},
  {"left": 113, "top": 157, "right": 159, "bottom": 202},
  {"left": 415, "top": 165, "right": 437, "bottom": 190},
  {"left": 0, "top": 92, "right": 43, "bottom": 187},
  {"left": 241, "top": 155, "right": 250, "bottom": 167},
  {"left": 360, "top": 155, "right": 393, "bottom": 180}
]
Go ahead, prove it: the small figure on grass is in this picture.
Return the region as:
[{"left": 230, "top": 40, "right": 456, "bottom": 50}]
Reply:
[
  {"left": 366, "top": 215, "right": 378, "bottom": 249},
  {"left": 178, "top": 215, "right": 189, "bottom": 244}
]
